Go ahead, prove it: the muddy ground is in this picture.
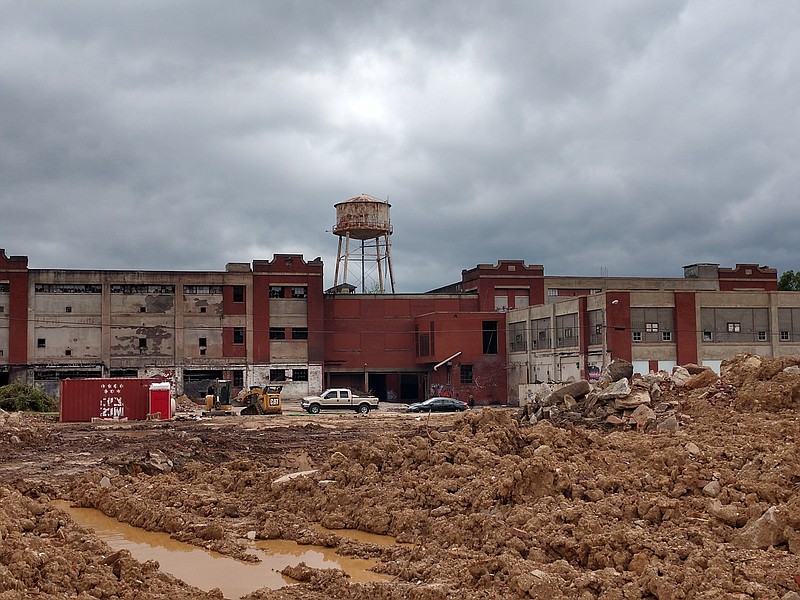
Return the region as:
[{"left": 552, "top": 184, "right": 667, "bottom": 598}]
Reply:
[{"left": 1, "top": 354, "right": 799, "bottom": 599}]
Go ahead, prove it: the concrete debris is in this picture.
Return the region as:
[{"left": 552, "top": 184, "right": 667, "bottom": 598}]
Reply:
[
  {"left": 520, "top": 352, "right": 800, "bottom": 433},
  {"left": 734, "top": 506, "right": 788, "bottom": 550}
]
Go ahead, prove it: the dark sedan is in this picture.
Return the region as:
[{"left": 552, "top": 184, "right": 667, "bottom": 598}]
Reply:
[{"left": 406, "top": 397, "right": 469, "bottom": 413}]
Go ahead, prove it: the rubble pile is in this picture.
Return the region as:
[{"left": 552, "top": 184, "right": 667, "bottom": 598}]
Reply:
[{"left": 520, "top": 353, "right": 800, "bottom": 432}]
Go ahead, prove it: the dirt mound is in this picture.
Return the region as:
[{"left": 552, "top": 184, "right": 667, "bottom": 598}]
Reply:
[{"left": 721, "top": 353, "right": 800, "bottom": 411}]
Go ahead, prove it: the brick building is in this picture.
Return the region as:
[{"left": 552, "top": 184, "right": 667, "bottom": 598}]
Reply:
[{"left": 2, "top": 248, "right": 797, "bottom": 404}]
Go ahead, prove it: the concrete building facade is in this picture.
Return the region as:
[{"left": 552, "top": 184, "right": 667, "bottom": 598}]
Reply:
[{"left": 2, "top": 247, "right": 797, "bottom": 405}]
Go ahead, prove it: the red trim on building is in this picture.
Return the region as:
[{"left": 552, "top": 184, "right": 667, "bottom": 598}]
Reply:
[
  {"left": 606, "top": 292, "right": 632, "bottom": 363},
  {"left": 718, "top": 264, "right": 777, "bottom": 291},
  {"left": 0, "top": 250, "right": 29, "bottom": 365},
  {"left": 674, "top": 291, "right": 698, "bottom": 365}
]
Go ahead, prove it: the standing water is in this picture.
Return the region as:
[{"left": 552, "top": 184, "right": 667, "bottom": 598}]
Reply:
[{"left": 54, "top": 501, "right": 392, "bottom": 599}]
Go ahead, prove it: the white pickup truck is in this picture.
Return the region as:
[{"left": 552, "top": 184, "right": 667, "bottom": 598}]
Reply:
[{"left": 300, "top": 388, "right": 380, "bottom": 414}]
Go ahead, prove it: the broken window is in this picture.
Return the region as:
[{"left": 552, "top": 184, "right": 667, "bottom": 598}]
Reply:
[
  {"left": 199, "top": 337, "right": 207, "bottom": 348},
  {"left": 269, "top": 286, "right": 283, "bottom": 298},
  {"left": 292, "top": 327, "right": 308, "bottom": 340},
  {"left": 138, "top": 338, "right": 147, "bottom": 351},
  {"left": 269, "top": 327, "right": 286, "bottom": 340},
  {"left": 139, "top": 306, "right": 146, "bottom": 313},
  {"left": 233, "top": 371, "right": 244, "bottom": 387},
  {"left": 233, "top": 327, "right": 245, "bottom": 344},
  {"left": 291, "top": 286, "right": 307, "bottom": 298},
  {"left": 200, "top": 306, "right": 207, "bottom": 313},
  {"left": 460, "top": 364, "right": 473, "bottom": 384},
  {"left": 270, "top": 369, "right": 286, "bottom": 382},
  {"left": 727, "top": 322, "right": 741, "bottom": 333},
  {"left": 233, "top": 286, "right": 245, "bottom": 303},
  {"left": 292, "top": 369, "right": 308, "bottom": 381},
  {"left": 65, "top": 349, "right": 72, "bottom": 356},
  {"left": 703, "top": 330, "right": 713, "bottom": 342},
  {"left": 482, "top": 321, "right": 498, "bottom": 354},
  {"left": 37, "top": 338, "right": 46, "bottom": 348}
]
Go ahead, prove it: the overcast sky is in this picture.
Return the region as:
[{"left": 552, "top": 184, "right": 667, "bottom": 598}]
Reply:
[{"left": 1, "top": 1, "right": 798, "bottom": 292}]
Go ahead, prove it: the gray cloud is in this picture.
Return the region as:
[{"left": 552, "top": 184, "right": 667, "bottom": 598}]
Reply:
[{"left": 1, "top": 0, "right": 798, "bottom": 291}]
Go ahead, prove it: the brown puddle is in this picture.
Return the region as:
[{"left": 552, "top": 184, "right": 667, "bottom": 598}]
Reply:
[
  {"left": 311, "top": 523, "right": 408, "bottom": 547},
  {"left": 54, "top": 501, "right": 391, "bottom": 599}
]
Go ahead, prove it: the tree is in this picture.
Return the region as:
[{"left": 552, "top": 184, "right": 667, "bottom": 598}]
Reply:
[{"left": 778, "top": 270, "right": 800, "bottom": 291}]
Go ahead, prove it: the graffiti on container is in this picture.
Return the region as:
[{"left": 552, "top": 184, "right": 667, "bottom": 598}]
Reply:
[{"left": 99, "top": 382, "right": 126, "bottom": 418}]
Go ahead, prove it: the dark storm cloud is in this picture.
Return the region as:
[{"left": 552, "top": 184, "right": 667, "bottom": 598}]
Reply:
[{"left": 1, "top": 0, "right": 798, "bottom": 291}]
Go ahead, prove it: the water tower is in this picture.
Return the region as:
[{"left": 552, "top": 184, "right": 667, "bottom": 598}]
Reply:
[{"left": 332, "top": 194, "right": 396, "bottom": 293}]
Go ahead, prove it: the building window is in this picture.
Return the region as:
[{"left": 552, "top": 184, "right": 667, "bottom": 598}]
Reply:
[
  {"left": 547, "top": 288, "right": 558, "bottom": 297},
  {"left": 563, "top": 328, "right": 573, "bottom": 338},
  {"left": 200, "top": 306, "right": 207, "bottom": 313},
  {"left": 460, "top": 364, "right": 473, "bottom": 384},
  {"left": 645, "top": 323, "right": 659, "bottom": 333},
  {"left": 199, "top": 337, "right": 207, "bottom": 348},
  {"left": 270, "top": 369, "right": 286, "bottom": 381},
  {"left": 632, "top": 331, "right": 642, "bottom": 342},
  {"left": 482, "top": 321, "right": 498, "bottom": 354},
  {"left": 662, "top": 331, "right": 672, "bottom": 342},
  {"left": 233, "top": 286, "right": 245, "bottom": 303},
  {"left": 0, "top": 306, "right": 4, "bottom": 313},
  {"left": 727, "top": 322, "right": 741, "bottom": 333},
  {"left": 233, "top": 371, "right": 244, "bottom": 388},
  {"left": 65, "top": 349, "right": 72, "bottom": 356},
  {"left": 183, "top": 285, "right": 223, "bottom": 295},
  {"left": 37, "top": 338, "right": 46, "bottom": 348},
  {"left": 703, "top": 330, "right": 713, "bottom": 342},
  {"left": 269, "top": 327, "right": 286, "bottom": 340},
  {"left": 292, "top": 369, "right": 308, "bottom": 381},
  {"left": 418, "top": 333, "right": 430, "bottom": 356},
  {"left": 269, "top": 286, "right": 283, "bottom": 298},
  {"left": 509, "top": 322, "right": 527, "bottom": 352},
  {"left": 0, "top": 350, "right": 3, "bottom": 356},
  {"left": 139, "top": 306, "right": 146, "bottom": 313},
  {"left": 291, "top": 327, "right": 308, "bottom": 340},
  {"left": 780, "top": 331, "right": 790, "bottom": 342},
  {"left": 200, "top": 348, "right": 206, "bottom": 356},
  {"left": 139, "top": 338, "right": 147, "bottom": 351},
  {"left": 757, "top": 331, "right": 767, "bottom": 342},
  {"left": 233, "top": 327, "right": 245, "bottom": 344},
  {"left": 292, "top": 286, "right": 307, "bottom": 299},
  {"left": 65, "top": 306, "right": 72, "bottom": 313}
]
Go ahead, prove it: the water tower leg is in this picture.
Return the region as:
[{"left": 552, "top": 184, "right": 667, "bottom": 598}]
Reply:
[{"left": 333, "top": 235, "right": 344, "bottom": 287}]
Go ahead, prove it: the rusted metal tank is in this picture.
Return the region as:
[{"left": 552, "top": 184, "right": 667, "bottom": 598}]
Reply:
[
  {"left": 332, "top": 195, "right": 392, "bottom": 240},
  {"left": 60, "top": 378, "right": 162, "bottom": 422}
]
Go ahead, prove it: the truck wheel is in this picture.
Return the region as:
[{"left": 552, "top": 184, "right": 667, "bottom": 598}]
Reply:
[
  {"left": 357, "top": 403, "right": 371, "bottom": 414},
  {"left": 308, "top": 404, "right": 321, "bottom": 415}
]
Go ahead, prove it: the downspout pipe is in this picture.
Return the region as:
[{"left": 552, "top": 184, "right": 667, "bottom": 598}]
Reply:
[{"left": 434, "top": 351, "right": 462, "bottom": 371}]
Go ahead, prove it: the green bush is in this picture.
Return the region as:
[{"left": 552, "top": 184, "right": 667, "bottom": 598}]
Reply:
[{"left": 0, "top": 382, "right": 58, "bottom": 413}]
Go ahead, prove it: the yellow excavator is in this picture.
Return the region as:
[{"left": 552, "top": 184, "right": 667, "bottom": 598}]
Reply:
[
  {"left": 204, "top": 380, "right": 282, "bottom": 416},
  {"left": 236, "top": 385, "right": 283, "bottom": 415}
]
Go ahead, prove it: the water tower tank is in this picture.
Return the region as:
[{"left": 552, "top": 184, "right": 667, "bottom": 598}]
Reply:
[
  {"left": 332, "top": 194, "right": 395, "bottom": 293},
  {"left": 332, "top": 195, "right": 392, "bottom": 239}
]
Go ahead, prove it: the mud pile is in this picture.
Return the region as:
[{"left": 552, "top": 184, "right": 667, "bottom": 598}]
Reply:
[
  {"left": 0, "top": 485, "right": 223, "bottom": 599},
  {"left": 3, "top": 353, "right": 800, "bottom": 598}
]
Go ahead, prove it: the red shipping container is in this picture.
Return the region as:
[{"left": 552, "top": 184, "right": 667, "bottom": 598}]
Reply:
[
  {"left": 60, "top": 378, "right": 162, "bottom": 423},
  {"left": 148, "top": 382, "right": 173, "bottom": 419}
]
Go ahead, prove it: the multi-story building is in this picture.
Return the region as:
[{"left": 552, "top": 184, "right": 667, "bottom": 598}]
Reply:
[
  {"left": 2, "top": 247, "right": 797, "bottom": 404},
  {"left": 506, "top": 279, "right": 800, "bottom": 399}
]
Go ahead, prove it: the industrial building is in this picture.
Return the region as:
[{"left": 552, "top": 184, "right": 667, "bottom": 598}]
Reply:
[{"left": 2, "top": 196, "right": 798, "bottom": 404}]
